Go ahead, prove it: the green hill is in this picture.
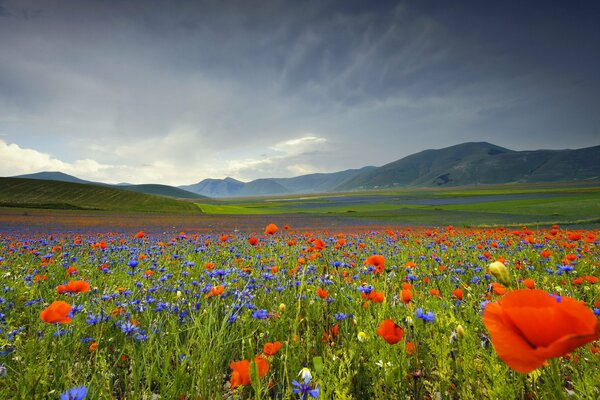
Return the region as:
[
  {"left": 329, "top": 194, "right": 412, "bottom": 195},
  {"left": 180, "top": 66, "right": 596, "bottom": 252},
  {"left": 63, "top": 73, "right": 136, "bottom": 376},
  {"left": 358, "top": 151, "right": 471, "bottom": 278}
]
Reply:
[
  {"left": 336, "top": 142, "right": 600, "bottom": 190},
  {"left": 0, "top": 178, "right": 201, "bottom": 213},
  {"left": 13, "top": 171, "right": 205, "bottom": 200}
]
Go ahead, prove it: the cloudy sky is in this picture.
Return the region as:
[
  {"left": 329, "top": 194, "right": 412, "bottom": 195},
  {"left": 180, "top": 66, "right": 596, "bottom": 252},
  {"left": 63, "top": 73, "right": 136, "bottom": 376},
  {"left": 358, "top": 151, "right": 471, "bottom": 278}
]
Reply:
[{"left": 1, "top": 0, "right": 599, "bottom": 185}]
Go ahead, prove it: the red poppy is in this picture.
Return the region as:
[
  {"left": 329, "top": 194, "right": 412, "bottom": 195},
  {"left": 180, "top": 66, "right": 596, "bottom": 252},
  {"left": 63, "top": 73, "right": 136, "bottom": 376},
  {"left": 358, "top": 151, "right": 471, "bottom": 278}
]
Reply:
[
  {"left": 40, "top": 301, "right": 72, "bottom": 324},
  {"left": 377, "top": 319, "right": 404, "bottom": 345},
  {"left": 248, "top": 237, "right": 259, "bottom": 246},
  {"left": 264, "top": 224, "right": 278, "bottom": 235},
  {"left": 401, "top": 289, "right": 412, "bottom": 304},
  {"left": 57, "top": 280, "right": 91, "bottom": 294},
  {"left": 206, "top": 285, "right": 224, "bottom": 298},
  {"left": 521, "top": 279, "right": 535, "bottom": 289},
  {"left": 322, "top": 324, "right": 340, "bottom": 343},
  {"left": 365, "top": 255, "right": 385, "bottom": 273},
  {"left": 134, "top": 231, "right": 145, "bottom": 239},
  {"left": 452, "top": 288, "right": 463, "bottom": 301},
  {"left": 230, "top": 356, "right": 269, "bottom": 388},
  {"left": 316, "top": 287, "right": 329, "bottom": 299},
  {"left": 263, "top": 341, "right": 282, "bottom": 356},
  {"left": 66, "top": 266, "right": 78, "bottom": 275},
  {"left": 483, "top": 289, "right": 600, "bottom": 373}
]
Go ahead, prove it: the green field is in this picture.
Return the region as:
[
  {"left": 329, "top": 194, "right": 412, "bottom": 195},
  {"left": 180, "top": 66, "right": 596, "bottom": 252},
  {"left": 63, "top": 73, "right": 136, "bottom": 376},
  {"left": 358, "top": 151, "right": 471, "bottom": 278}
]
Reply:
[
  {"left": 0, "top": 177, "right": 201, "bottom": 213},
  {"left": 195, "top": 182, "right": 600, "bottom": 227}
]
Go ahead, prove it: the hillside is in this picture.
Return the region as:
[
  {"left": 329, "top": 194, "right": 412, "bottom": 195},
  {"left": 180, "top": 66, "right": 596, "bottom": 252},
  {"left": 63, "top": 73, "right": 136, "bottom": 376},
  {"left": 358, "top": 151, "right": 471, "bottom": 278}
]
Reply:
[
  {"left": 336, "top": 142, "right": 600, "bottom": 190},
  {"left": 13, "top": 172, "right": 204, "bottom": 199},
  {"left": 0, "top": 178, "right": 201, "bottom": 213}
]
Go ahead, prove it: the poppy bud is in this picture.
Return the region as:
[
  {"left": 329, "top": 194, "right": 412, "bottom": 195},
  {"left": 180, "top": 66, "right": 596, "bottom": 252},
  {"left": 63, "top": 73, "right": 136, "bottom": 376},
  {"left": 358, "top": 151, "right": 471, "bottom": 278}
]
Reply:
[
  {"left": 357, "top": 331, "right": 368, "bottom": 342},
  {"left": 456, "top": 324, "right": 465, "bottom": 339},
  {"left": 278, "top": 303, "right": 286, "bottom": 312},
  {"left": 488, "top": 261, "right": 511, "bottom": 286}
]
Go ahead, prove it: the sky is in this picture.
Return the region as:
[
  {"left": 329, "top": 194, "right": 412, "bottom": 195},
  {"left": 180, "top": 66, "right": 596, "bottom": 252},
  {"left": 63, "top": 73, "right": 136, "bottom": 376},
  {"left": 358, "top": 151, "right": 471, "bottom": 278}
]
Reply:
[{"left": 1, "top": 0, "right": 599, "bottom": 185}]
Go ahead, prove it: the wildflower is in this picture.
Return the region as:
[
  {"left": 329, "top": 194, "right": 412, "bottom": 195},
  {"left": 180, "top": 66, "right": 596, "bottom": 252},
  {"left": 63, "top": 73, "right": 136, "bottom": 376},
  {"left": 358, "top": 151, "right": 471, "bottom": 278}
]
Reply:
[
  {"left": 264, "top": 224, "right": 278, "bottom": 235},
  {"left": 252, "top": 309, "right": 270, "bottom": 319},
  {"left": 292, "top": 376, "right": 320, "bottom": 399},
  {"left": 364, "top": 255, "right": 385, "bottom": 273},
  {"left": 377, "top": 319, "right": 404, "bottom": 344},
  {"left": 229, "top": 356, "right": 269, "bottom": 389},
  {"left": 134, "top": 231, "right": 145, "bottom": 239},
  {"left": 401, "top": 289, "right": 412, "bottom": 304},
  {"left": 489, "top": 261, "right": 511, "bottom": 286},
  {"left": 316, "top": 287, "right": 329, "bottom": 299},
  {"left": 416, "top": 308, "right": 435, "bottom": 323},
  {"left": 483, "top": 289, "right": 600, "bottom": 373},
  {"left": 40, "top": 301, "right": 72, "bottom": 324},
  {"left": 521, "top": 279, "right": 535, "bottom": 289},
  {"left": 57, "top": 280, "right": 90, "bottom": 294},
  {"left": 60, "top": 386, "right": 87, "bottom": 400},
  {"left": 357, "top": 331, "right": 368, "bottom": 342},
  {"left": 452, "top": 288, "right": 463, "bottom": 301},
  {"left": 248, "top": 237, "right": 259, "bottom": 246},
  {"left": 205, "top": 285, "right": 224, "bottom": 298},
  {"left": 263, "top": 341, "right": 282, "bottom": 356},
  {"left": 298, "top": 367, "right": 312, "bottom": 381}
]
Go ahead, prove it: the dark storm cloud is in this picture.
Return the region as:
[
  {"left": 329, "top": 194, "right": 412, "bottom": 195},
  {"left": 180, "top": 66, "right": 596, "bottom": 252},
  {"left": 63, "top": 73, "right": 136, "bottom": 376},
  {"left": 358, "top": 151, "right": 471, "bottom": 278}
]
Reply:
[{"left": 0, "top": 0, "right": 598, "bottom": 184}]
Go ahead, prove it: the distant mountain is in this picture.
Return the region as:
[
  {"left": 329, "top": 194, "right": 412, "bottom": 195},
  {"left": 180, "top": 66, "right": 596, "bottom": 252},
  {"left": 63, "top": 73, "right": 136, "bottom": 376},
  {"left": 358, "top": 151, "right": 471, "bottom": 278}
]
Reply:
[
  {"left": 179, "top": 177, "right": 245, "bottom": 197},
  {"left": 12, "top": 142, "right": 600, "bottom": 199},
  {"left": 335, "top": 142, "right": 600, "bottom": 190},
  {"left": 180, "top": 168, "right": 375, "bottom": 197},
  {"left": 13, "top": 172, "right": 205, "bottom": 200},
  {"left": 16, "top": 171, "right": 92, "bottom": 185}
]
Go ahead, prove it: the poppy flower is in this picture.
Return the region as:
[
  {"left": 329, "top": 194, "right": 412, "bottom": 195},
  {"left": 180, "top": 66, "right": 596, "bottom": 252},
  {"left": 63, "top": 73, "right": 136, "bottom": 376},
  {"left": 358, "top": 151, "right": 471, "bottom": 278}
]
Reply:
[
  {"left": 452, "top": 288, "right": 463, "bottom": 301},
  {"left": 263, "top": 341, "right": 282, "bottom": 356},
  {"left": 377, "top": 319, "right": 404, "bottom": 345},
  {"left": 248, "top": 237, "right": 259, "bottom": 246},
  {"left": 365, "top": 255, "right": 385, "bottom": 273},
  {"left": 322, "top": 324, "right": 340, "bottom": 343},
  {"left": 205, "top": 285, "right": 224, "bottom": 298},
  {"left": 40, "top": 301, "right": 72, "bottom": 324},
  {"left": 401, "top": 289, "right": 412, "bottom": 304},
  {"left": 264, "top": 224, "right": 278, "bottom": 235},
  {"left": 521, "top": 279, "right": 535, "bottom": 289},
  {"left": 134, "top": 231, "right": 145, "bottom": 239},
  {"left": 57, "top": 280, "right": 91, "bottom": 294},
  {"left": 230, "top": 356, "right": 269, "bottom": 388},
  {"left": 316, "top": 287, "right": 329, "bottom": 299},
  {"left": 483, "top": 289, "right": 600, "bottom": 373}
]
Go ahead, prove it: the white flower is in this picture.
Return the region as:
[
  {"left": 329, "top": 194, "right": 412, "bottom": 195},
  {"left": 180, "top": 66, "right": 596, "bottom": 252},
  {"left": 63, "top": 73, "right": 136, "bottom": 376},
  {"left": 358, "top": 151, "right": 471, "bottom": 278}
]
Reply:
[{"left": 298, "top": 367, "right": 312, "bottom": 381}]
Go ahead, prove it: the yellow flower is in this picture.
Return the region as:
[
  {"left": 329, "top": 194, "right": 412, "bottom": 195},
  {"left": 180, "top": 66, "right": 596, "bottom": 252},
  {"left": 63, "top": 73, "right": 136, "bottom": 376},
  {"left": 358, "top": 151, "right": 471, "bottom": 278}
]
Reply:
[
  {"left": 357, "top": 331, "right": 368, "bottom": 342},
  {"left": 488, "top": 261, "right": 510, "bottom": 286}
]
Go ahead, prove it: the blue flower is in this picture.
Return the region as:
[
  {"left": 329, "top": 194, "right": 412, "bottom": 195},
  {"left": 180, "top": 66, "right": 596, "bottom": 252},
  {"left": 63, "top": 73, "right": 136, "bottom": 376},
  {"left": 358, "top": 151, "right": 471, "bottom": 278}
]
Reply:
[
  {"left": 251, "top": 309, "right": 270, "bottom": 319},
  {"left": 292, "top": 376, "right": 320, "bottom": 399},
  {"left": 60, "top": 386, "right": 87, "bottom": 400},
  {"left": 416, "top": 308, "right": 435, "bottom": 322}
]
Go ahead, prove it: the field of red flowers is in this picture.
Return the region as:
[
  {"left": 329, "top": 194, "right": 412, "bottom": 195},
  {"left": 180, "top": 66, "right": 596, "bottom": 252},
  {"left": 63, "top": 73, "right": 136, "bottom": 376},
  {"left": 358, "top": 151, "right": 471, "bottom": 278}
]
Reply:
[{"left": 0, "top": 213, "right": 598, "bottom": 399}]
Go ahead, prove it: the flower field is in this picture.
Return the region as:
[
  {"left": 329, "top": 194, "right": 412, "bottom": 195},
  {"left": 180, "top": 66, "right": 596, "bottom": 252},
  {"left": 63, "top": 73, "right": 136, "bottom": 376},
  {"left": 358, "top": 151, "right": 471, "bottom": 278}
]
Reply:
[{"left": 0, "top": 222, "right": 599, "bottom": 399}]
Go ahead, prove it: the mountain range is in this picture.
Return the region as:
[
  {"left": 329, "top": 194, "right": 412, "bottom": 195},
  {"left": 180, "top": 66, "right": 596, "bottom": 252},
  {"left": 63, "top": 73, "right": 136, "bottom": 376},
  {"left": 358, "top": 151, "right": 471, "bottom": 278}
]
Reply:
[{"left": 12, "top": 142, "right": 600, "bottom": 198}]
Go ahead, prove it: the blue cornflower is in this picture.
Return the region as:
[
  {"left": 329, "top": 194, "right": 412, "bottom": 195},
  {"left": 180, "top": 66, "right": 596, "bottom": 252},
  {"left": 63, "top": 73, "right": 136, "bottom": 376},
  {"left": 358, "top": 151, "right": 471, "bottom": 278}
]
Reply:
[
  {"left": 292, "top": 376, "right": 320, "bottom": 399},
  {"left": 60, "top": 386, "right": 87, "bottom": 400},
  {"left": 119, "top": 321, "right": 139, "bottom": 336},
  {"left": 416, "top": 308, "right": 435, "bottom": 322},
  {"left": 251, "top": 309, "right": 270, "bottom": 319}
]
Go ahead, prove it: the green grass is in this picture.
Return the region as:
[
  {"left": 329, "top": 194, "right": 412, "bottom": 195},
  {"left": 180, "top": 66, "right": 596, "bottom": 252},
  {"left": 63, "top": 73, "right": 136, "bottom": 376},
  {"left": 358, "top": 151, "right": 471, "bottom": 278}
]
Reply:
[
  {"left": 0, "top": 177, "right": 202, "bottom": 213},
  {"left": 195, "top": 182, "right": 600, "bottom": 226}
]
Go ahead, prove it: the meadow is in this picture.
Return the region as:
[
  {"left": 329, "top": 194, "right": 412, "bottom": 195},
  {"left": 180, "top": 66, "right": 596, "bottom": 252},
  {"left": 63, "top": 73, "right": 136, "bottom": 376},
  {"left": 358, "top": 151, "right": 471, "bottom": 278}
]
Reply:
[
  {"left": 0, "top": 216, "right": 598, "bottom": 399},
  {"left": 195, "top": 182, "right": 600, "bottom": 227}
]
